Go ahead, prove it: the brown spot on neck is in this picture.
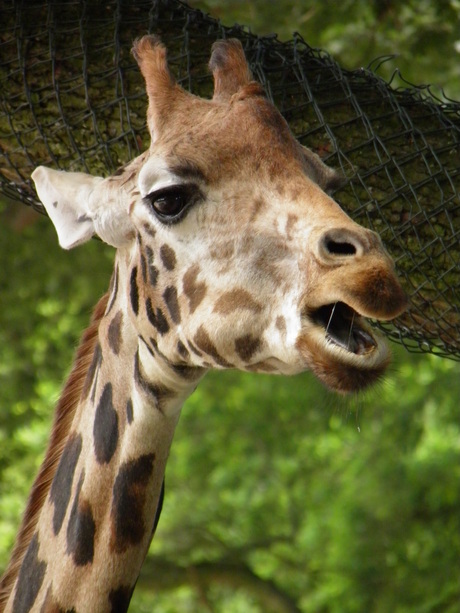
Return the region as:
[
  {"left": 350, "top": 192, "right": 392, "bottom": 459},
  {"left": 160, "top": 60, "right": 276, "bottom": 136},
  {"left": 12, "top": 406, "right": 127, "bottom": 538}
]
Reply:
[
  {"left": 110, "top": 454, "right": 156, "bottom": 554},
  {"left": 10, "top": 533, "right": 46, "bottom": 613},
  {"left": 108, "top": 311, "right": 123, "bottom": 355},
  {"left": 109, "top": 585, "right": 135, "bottom": 613}
]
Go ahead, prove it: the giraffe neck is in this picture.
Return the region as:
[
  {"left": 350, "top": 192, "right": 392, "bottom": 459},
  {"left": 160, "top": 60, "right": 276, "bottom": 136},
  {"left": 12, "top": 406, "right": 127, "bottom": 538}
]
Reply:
[{"left": 5, "top": 255, "right": 205, "bottom": 613}]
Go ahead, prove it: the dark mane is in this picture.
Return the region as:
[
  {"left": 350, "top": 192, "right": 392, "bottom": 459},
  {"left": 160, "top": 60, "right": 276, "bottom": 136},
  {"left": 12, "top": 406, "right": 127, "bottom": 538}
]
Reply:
[{"left": 0, "top": 293, "right": 109, "bottom": 611}]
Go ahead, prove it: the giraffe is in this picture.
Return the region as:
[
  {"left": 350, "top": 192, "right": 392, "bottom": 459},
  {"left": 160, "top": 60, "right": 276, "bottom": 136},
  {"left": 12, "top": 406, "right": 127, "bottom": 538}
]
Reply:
[{"left": 0, "top": 36, "right": 407, "bottom": 612}]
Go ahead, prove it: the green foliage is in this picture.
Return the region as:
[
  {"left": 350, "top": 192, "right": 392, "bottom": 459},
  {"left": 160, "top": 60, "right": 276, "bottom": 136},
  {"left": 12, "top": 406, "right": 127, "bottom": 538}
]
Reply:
[{"left": 191, "top": 0, "right": 460, "bottom": 99}]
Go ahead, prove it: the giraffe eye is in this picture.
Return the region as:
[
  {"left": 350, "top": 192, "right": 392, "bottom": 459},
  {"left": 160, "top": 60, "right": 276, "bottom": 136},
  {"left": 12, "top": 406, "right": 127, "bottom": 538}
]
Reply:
[{"left": 145, "top": 184, "right": 200, "bottom": 224}]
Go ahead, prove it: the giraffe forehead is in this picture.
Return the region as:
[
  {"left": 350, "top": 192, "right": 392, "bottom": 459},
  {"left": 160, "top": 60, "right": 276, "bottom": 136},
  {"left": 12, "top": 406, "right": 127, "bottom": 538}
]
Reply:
[{"left": 147, "top": 97, "right": 304, "bottom": 185}]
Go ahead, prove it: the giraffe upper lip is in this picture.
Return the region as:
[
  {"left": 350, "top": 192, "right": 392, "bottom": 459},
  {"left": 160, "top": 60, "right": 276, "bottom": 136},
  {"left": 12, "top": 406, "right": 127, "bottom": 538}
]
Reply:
[{"left": 307, "top": 302, "right": 378, "bottom": 355}]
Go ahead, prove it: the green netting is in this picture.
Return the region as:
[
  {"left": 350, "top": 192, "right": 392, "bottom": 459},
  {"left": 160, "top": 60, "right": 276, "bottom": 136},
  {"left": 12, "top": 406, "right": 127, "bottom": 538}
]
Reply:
[{"left": 0, "top": 0, "right": 459, "bottom": 359}]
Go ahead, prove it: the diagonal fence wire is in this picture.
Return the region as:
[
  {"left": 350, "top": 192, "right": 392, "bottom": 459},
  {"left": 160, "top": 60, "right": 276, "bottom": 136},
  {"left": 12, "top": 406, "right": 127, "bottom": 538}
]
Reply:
[{"left": 0, "top": 0, "right": 459, "bottom": 360}]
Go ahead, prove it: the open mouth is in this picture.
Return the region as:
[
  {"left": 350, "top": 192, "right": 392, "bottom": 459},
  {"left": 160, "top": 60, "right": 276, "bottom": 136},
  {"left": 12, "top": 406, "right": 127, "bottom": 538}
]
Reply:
[
  {"left": 310, "top": 302, "right": 377, "bottom": 356},
  {"left": 297, "top": 300, "right": 392, "bottom": 392}
]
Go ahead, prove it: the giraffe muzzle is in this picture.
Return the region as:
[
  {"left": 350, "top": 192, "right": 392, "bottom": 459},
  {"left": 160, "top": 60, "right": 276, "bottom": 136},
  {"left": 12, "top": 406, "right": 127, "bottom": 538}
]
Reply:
[{"left": 297, "top": 295, "right": 398, "bottom": 392}]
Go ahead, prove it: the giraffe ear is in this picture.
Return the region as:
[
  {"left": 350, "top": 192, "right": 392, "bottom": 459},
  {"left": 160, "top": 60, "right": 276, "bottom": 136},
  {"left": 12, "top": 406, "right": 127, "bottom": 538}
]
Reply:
[
  {"left": 209, "top": 39, "right": 253, "bottom": 101},
  {"left": 32, "top": 166, "right": 134, "bottom": 249}
]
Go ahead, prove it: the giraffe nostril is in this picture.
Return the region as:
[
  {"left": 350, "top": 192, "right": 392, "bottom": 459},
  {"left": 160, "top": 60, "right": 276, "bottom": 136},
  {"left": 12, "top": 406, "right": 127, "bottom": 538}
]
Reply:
[
  {"left": 318, "top": 228, "right": 365, "bottom": 261},
  {"left": 325, "top": 238, "right": 356, "bottom": 256}
]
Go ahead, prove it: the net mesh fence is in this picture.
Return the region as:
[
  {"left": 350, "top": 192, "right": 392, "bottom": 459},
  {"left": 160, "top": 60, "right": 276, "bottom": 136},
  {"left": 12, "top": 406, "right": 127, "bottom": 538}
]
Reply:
[{"left": 1, "top": 0, "right": 459, "bottom": 360}]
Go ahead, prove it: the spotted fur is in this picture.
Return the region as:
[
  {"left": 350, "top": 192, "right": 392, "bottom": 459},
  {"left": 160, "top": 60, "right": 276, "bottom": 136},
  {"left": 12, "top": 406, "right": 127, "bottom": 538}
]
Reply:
[
  {"left": 50, "top": 434, "right": 82, "bottom": 536},
  {"left": 110, "top": 454, "right": 155, "bottom": 554},
  {"left": 108, "top": 312, "right": 123, "bottom": 355},
  {"left": 11, "top": 534, "right": 46, "bottom": 613},
  {"left": 66, "top": 474, "right": 96, "bottom": 566},
  {"left": 93, "top": 383, "right": 119, "bottom": 464}
]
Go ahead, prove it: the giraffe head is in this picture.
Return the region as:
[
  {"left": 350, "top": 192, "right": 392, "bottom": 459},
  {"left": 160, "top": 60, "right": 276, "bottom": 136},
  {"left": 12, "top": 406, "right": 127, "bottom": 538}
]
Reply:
[{"left": 32, "top": 36, "right": 406, "bottom": 393}]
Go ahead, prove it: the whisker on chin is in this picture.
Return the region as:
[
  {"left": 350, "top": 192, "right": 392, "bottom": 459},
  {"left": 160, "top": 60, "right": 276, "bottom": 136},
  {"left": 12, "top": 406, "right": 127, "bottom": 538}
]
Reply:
[
  {"left": 347, "top": 310, "right": 356, "bottom": 352},
  {"left": 325, "top": 301, "right": 337, "bottom": 335}
]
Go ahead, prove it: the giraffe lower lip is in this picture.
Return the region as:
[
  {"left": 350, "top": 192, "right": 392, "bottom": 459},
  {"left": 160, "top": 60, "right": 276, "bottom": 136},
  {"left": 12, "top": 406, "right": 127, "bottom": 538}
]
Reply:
[{"left": 311, "top": 302, "right": 377, "bottom": 355}]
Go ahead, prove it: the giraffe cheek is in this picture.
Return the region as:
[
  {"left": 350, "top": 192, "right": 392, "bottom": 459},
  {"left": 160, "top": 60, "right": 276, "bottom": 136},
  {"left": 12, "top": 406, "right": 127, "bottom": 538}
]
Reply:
[
  {"left": 193, "top": 325, "right": 233, "bottom": 368},
  {"left": 162, "top": 286, "right": 181, "bottom": 325},
  {"left": 182, "top": 264, "right": 208, "bottom": 315},
  {"left": 234, "top": 334, "right": 263, "bottom": 363},
  {"left": 145, "top": 298, "right": 170, "bottom": 335}
]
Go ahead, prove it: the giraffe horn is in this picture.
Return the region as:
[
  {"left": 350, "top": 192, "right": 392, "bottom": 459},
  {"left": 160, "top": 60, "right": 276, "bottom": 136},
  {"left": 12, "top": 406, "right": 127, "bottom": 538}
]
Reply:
[
  {"left": 301, "top": 146, "right": 348, "bottom": 194},
  {"left": 132, "top": 35, "right": 186, "bottom": 141},
  {"left": 209, "top": 39, "right": 253, "bottom": 101}
]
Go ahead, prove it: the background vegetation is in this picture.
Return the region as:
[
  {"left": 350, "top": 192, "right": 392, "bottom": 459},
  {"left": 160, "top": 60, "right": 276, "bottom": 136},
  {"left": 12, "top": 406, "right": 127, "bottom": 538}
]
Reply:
[
  {"left": 1, "top": 1, "right": 459, "bottom": 611},
  {"left": 191, "top": 0, "right": 460, "bottom": 99}
]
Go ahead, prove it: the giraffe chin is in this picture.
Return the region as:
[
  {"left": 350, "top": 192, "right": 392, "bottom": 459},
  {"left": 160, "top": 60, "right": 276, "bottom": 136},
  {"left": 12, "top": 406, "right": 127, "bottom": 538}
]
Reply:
[{"left": 297, "top": 302, "right": 391, "bottom": 393}]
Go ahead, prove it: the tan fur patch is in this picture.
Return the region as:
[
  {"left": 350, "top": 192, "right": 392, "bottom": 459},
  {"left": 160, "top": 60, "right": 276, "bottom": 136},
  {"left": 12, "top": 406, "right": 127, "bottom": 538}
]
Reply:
[
  {"left": 285, "top": 213, "right": 299, "bottom": 240},
  {"left": 213, "top": 289, "right": 262, "bottom": 315},
  {"left": 210, "top": 240, "right": 235, "bottom": 261},
  {"left": 276, "top": 316, "right": 287, "bottom": 333},
  {"left": 249, "top": 197, "right": 266, "bottom": 222},
  {"left": 39, "top": 586, "right": 62, "bottom": 613},
  {"left": 159, "top": 244, "right": 176, "bottom": 271},
  {"left": 193, "top": 326, "right": 232, "bottom": 368},
  {"left": 182, "top": 265, "right": 207, "bottom": 314}
]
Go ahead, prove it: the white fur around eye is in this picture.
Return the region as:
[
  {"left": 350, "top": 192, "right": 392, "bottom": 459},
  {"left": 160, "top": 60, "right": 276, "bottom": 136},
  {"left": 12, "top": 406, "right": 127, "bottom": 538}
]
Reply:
[{"left": 138, "top": 156, "right": 180, "bottom": 198}]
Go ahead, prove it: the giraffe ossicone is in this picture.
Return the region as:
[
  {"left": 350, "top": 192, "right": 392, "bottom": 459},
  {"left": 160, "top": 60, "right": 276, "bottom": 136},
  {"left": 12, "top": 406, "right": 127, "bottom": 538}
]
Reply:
[{"left": 1, "top": 35, "right": 407, "bottom": 612}]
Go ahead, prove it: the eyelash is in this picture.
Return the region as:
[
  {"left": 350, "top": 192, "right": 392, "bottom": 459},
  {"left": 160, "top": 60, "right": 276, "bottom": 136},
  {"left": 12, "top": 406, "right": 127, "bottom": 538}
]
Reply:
[{"left": 144, "top": 184, "right": 202, "bottom": 224}]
